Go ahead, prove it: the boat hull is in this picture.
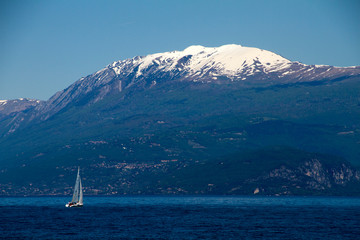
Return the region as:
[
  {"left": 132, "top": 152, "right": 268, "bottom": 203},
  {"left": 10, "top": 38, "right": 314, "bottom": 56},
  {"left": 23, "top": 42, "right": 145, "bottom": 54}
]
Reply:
[{"left": 65, "top": 202, "right": 83, "bottom": 208}]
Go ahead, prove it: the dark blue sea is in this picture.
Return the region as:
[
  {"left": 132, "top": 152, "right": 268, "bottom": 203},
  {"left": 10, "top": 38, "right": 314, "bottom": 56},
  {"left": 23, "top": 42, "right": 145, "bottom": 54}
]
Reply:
[{"left": 0, "top": 196, "right": 359, "bottom": 239}]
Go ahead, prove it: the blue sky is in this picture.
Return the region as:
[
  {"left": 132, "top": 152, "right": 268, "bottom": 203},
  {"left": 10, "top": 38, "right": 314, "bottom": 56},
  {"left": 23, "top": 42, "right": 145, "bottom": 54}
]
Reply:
[{"left": 1, "top": 0, "right": 359, "bottom": 100}]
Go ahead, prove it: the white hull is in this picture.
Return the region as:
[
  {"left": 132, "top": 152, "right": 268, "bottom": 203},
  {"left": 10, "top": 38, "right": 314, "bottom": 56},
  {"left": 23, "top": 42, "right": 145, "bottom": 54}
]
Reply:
[{"left": 65, "top": 202, "right": 83, "bottom": 208}]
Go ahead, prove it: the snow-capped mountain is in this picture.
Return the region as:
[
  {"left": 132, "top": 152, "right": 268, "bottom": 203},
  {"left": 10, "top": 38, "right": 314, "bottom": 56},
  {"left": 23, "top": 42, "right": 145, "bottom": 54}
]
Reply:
[
  {"left": 1, "top": 44, "right": 360, "bottom": 132},
  {"left": 109, "top": 44, "right": 359, "bottom": 82},
  {"left": 1, "top": 44, "right": 360, "bottom": 196},
  {"left": 31, "top": 44, "right": 360, "bottom": 119},
  {"left": 109, "top": 44, "right": 291, "bottom": 80}
]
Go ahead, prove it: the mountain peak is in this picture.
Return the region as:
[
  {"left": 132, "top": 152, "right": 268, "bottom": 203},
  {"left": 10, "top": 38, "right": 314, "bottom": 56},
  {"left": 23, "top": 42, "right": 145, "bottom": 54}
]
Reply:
[
  {"left": 184, "top": 44, "right": 243, "bottom": 53},
  {"left": 109, "top": 44, "right": 293, "bottom": 80},
  {"left": 183, "top": 45, "right": 207, "bottom": 53}
]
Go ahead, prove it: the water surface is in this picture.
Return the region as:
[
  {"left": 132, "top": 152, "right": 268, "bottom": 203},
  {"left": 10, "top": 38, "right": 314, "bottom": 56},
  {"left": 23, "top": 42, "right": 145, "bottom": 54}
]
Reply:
[{"left": 1, "top": 196, "right": 359, "bottom": 239}]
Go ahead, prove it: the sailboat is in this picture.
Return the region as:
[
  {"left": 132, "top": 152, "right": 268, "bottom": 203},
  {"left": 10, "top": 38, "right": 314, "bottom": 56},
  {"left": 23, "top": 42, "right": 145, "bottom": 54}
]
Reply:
[{"left": 65, "top": 167, "right": 83, "bottom": 208}]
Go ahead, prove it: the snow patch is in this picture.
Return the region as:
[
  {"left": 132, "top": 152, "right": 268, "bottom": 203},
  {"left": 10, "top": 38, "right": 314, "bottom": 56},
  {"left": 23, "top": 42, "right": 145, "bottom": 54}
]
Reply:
[{"left": 110, "top": 44, "right": 292, "bottom": 79}]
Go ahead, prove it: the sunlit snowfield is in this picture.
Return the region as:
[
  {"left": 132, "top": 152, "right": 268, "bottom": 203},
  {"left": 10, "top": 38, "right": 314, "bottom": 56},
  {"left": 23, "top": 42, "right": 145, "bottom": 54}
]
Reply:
[{"left": 1, "top": 196, "right": 359, "bottom": 239}]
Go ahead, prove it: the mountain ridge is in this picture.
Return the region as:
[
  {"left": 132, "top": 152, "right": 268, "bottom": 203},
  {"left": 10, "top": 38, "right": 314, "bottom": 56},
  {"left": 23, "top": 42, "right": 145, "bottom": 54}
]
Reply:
[{"left": 1, "top": 44, "right": 359, "bottom": 134}]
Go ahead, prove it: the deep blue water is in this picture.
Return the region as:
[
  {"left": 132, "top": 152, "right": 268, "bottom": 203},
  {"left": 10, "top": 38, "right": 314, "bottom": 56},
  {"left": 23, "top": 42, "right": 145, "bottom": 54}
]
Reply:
[{"left": 0, "top": 196, "right": 359, "bottom": 239}]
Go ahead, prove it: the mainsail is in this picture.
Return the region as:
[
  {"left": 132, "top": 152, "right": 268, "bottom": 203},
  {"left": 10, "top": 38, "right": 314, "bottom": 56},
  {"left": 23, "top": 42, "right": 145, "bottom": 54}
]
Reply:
[
  {"left": 79, "top": 176, "right": 83, "bottom": 205},
  {"left": 71, "top": 167, "right": 83, "bottom": 204}
]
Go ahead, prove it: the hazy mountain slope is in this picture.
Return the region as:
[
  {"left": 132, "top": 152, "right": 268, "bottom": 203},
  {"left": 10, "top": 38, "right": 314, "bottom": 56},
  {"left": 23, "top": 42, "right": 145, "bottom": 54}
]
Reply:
[
  {"left": 0, "top": 98, "right": 43, "bottom": 136},
  {"left": 0, "top": 99, "right": 42, "bottom": 117}
]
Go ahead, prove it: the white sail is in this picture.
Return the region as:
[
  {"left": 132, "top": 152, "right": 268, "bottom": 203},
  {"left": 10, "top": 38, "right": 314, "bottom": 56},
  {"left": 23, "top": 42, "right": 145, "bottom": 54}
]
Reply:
[
  {"left": 71, "top": 167, "right": 80, "bottom": 202},
  {"left": 79, "top": 178, "right": 83, "bottom": 205}
]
